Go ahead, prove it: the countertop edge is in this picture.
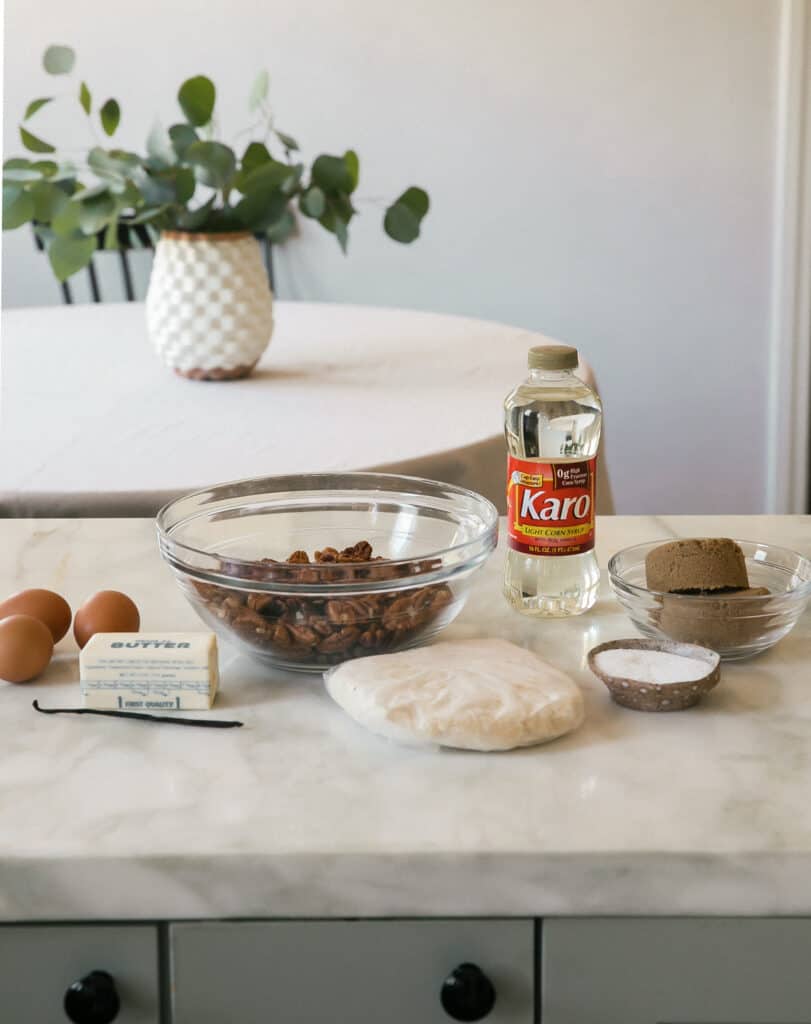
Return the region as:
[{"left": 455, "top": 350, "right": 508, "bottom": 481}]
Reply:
[{"left": 3, "top": 851, "right": 811, "bottom": 921}]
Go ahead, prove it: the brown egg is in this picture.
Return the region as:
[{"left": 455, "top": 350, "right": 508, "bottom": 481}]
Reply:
[
  {"left": 0, "top": 589, "right": 72, "bottom": 643},
  {"left": 0, "top": 615, "right": 54, "bottom": 683},
  {"left": 73, "top": 590, "right": 140, "bottom": 649}
]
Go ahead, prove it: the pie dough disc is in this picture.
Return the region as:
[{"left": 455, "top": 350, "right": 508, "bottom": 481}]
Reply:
[{"left": 324, "top": 638, "right": 584, "bottom": 751}]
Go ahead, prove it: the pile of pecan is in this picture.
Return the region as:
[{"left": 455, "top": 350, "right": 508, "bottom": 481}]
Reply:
[{"left": 192, "top": 540, "right": 453, "bottom": 665}]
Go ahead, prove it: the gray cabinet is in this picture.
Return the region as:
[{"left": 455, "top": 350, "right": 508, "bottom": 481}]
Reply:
[
  {"left": 542, "top": 918, "right": 811, "bottom": 1024},
  {"left": 170, "top": 919, "right": 533, "bottom": 1023},
  {"left": 0, "top": 924, "right": 159, "bottom": 1022}
]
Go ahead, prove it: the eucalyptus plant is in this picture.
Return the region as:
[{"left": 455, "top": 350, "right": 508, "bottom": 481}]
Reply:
[{"left": 2, "top": 45, "right": 430, "bottom": 281}]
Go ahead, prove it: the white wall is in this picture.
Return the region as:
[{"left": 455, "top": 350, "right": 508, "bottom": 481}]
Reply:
[{"left": 2, "top": 0, "right": 782, "bottom": 514}]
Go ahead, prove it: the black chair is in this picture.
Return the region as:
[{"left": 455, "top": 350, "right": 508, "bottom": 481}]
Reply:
[{"left": 33, "top": 225, "right": 275, "bottom": 304}]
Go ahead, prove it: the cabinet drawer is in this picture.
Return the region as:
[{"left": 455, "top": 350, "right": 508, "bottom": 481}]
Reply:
[
  {"left": 543, "top": 918, "right": 811, "bottom": 1024},
  {"left": 171, "top": 919, "right": 533, "bottom": 1023},
  {"left": 0, "top": 924, "right": 159, "bottom": 1023}
]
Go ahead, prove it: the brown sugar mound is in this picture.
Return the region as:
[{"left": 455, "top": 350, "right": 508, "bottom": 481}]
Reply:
[
  {"left": 645, "top": 538, "right": 749, "bottom": 594},
  {"left": 656, "top": 586, "right": 771, "bottom": 649}
]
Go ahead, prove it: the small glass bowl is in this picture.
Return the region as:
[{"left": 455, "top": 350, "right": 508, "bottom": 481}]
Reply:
[
  {"left": 608, "top": 540, "right": 811, "bottom": 660},
  {"left": 156, "top": 473, "right": 498, "bottom": 672}
]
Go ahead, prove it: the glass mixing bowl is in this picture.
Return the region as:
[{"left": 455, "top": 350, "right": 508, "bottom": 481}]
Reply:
[
  {"left": 608, "top": 540, "right": 811, "bottom": 660},
  {"left": 157, "top": 473, "right": 498, "bottom": 672}
]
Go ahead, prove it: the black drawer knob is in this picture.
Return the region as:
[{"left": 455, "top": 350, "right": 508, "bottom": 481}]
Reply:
[
  {"left": 64, "top": 970, "right": 120, "bottom": 1024},
  {"left": 440, "top": 962, "right": 496, "bottom": 1021}
]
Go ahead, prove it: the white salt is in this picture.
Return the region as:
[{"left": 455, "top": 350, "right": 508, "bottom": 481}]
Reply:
[{"left": 594, "top": 648, "right": 709, "bottom": 684}]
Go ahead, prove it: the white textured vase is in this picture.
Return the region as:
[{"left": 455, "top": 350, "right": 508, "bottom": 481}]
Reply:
[{"left": 146, "top": 231, "right": 274, "bottom": 380}]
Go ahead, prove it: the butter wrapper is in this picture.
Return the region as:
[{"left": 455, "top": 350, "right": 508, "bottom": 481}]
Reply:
[{"left": 79, "top": 633, "right": 219, "bottom": 711}]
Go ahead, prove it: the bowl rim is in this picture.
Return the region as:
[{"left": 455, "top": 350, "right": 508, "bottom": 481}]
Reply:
[
  {"left": 156, "top": 471, "right": 499, "bottom": 594},
  {"left": 607, "top": 538, "right": 811, "bottom": 602},
  {"left": 587, "top": 637, "right": 721, "bottom": 686}
]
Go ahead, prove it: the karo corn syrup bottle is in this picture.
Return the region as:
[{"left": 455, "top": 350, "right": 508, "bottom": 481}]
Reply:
[{"left": 503, "top": 345, "right": 602, "bottom": 615}]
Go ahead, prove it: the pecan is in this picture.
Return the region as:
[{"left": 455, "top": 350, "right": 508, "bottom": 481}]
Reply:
[
  {"left": 287, "top": 623, "right": 320, "bottom": 648},
  {"left": 326, "top": 597, "right": 371, "bottom": 625},
  {"left": 430, "top": 584, "right": 453, "bottom": 610},
  {"left": 232, "top": 607, "right": 271, "bottom": 633},
  {"left": 317, "top": 626, "right": 360, "bottom": 654},
  {"left": 358, "top": 624, "right": 388, "bottom": 649},
  {"left": 338, "top": 541, "right": 373, "bottom": 562},
  {"left": 195, "top": 539, "right": 454, "bottom": 666},
  {"left": 269, "top": 623, "right": 294, "bottom": 648},
  {"left": 247, "top": 593, "right": 279, "bottom": 614}
]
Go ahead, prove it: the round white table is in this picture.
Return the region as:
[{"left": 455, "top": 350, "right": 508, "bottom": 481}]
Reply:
[{"left": 0, "top": 301, "right": 613, "bottom": 516}]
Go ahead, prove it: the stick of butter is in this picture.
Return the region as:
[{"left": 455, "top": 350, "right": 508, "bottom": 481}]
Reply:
[{"left": 79, "top": 633, "right": 219, "bottom": 711}]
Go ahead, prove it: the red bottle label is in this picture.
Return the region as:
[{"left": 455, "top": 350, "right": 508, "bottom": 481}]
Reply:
[{"left": 506, "top": 456, "right": 597, "bottom": 556}]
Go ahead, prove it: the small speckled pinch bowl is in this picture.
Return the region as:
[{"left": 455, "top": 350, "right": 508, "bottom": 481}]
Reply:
[{"left": 587, "top": 638, "right": 721, "bottom": 712}]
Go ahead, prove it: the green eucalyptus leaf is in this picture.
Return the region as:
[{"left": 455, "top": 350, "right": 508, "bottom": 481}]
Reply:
[
  {"left": 237, "top": 159, "right": 297, "bottom": 197},
  {"left": 24, "top": 98, "right": 53, "bottom": 120},
  {"left": 126, "top": 205, "right": 169, "bottom": 226},
  {"left": 51, "top": 198, "right": 82, "bottom": 235},
  {"left": 280, "top": 163, "right": 303, "bottom": 196},
  {"left": 32, "top": 160, "right": 59, "bottom": 177},
  {"left": 87, "top": 147, "right": 141, "bottom": 183},
  {"left": 234, "top": 186, "right": 288, "bottom": 232},
  {"left": 318, "top": 204, "right": 336, "bottom": 233},
  {"left": 299, "top": 185, "right": 325, "bottom": 219},
  {"left": 174, "top": 166, "right": 196, "bottom": 204},
  {"left": 331, "top": 193, "right": 355, "bottom": 222},
  {"left": 185, "top": 140, "right": 236, "bottom": 190},
  {"left": 311, "top": 153, "right": 352, "bottom": 194},
  {"left": 134, "top": 168, "right": 175, "bottom": 206},
  {"left": 134, "top": 164, "right": 193, "bottom": 207},
  {"left": 103, "top": 211, "right": 121, "bottom": 249},
  {"left": 114, "top": 180, "right": 143, "bottom": 208},
  {"left": 73, "top": 183, "right": 109, "bottom": 201},
  {"left": 249, "top": 69, "right": 269, "bottom": 112},
  {"left": 4, "top": 159, "right": 33, "bottom": 170},
  {"left": 383, "top": 200, "right": 420, "bottom": 243},
  {"left": 169, "top": 123, "right": 199, "bottom": 160},
  {"left": 3, "top": 185, "right": 35, "bottom": 229},
  {"left": 48, "top": 234, "right": 97, "bottom": 282},
  {"left": 178, "top": 75, "right": 215, "bottom": 126},
  {"left": 29, "top": 180, "right": 70, "bottom": 222},
  {"left": 344, "top": 150, "right": 359, "bottom": 192},
  {"left": 100, "top": 98, "right": 120, "bottom": 136},
  {"left": 79, "top": 81, "right": 91, "bottom": 115},
  {"left": 397, "top": 186, "right": 429, "bottom": 219},
  {"left": 20, "top": 127, "right": 55, "bottom": 154},
  {"left": 274, "top": 130, "right": 299, "bottom": 152},
  {"left": 3, "top": 167, "right": 42, "bottom": 183},
  {"left": 318, "top": 196, "right": 352, "bottom": 251},
  {"left": 334, "top": 217, "right": 349, "bottom": 253},
  {"left": 175, "top": 195, "right": 216, "bottom": 230},
  {"left": 382, "top": 187, "right": 429, "bottom": 243},
  {"left": 266, "top": 208, "right": 295, "bottom": 243},
  {"left": 76, "top": 189, "right": 116, "bottom": 233},
  {"left": 43, "top": 45, "right": 75, "bottom": 75},
  {"left": 241, "top": 141, "right": 271, "bottom": 176}
]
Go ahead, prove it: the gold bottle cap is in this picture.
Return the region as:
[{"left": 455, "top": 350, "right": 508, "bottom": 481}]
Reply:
[{"left": 528, "top": 345, "right": 578, "bottom": 370}]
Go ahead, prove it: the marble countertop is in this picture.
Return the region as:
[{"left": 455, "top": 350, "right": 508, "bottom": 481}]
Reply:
[{"left": 1, "top": 515, "right": 810, "bottom": 922}]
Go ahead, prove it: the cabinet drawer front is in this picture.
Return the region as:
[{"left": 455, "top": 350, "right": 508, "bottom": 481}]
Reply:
[
  {"left": 171, "top": 919, "right": 533, "bottom": 1023},
  {"left": 0, "top": 924, "right": 159, "bottom": 1022},
  {"left": 543, "top": 918, "right": 811, "bottom": 1024}
]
